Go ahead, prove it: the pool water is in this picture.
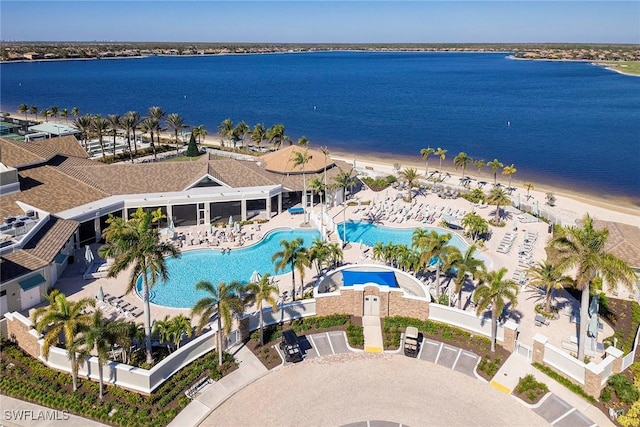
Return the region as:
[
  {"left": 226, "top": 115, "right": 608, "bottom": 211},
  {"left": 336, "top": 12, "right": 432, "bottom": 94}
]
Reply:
[{"left": 137, "top": 228, "right": 320, "bottom": 308}]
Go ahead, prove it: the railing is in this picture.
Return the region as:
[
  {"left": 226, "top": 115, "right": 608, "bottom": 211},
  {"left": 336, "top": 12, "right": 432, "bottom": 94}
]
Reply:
[
  {"left": 543, "top": 343, "right": 586, "bottom": 385},
  {"left": 622, "top": 325, "right": 640, "bottom": 371},
  {"left": 428, "top": 303, "right": 504, "bottom": 342},
  {"left": 516, "top": 341, "right": 533, "bottom": 361},
  {"left": 601, "top": 357, "right": 615, "bottom": 386},
  {"left": 243, "top": 299, "right": 317, "bottom": 332}
]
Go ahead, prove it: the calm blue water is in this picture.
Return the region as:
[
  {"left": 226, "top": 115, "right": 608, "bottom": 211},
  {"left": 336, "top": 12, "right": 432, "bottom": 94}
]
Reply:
[
  {"left": 136, "top": 228, "right": 319, "bottom": 308},
  {"left": 2, "top": 52, "right": 639, "bottom": 204}
]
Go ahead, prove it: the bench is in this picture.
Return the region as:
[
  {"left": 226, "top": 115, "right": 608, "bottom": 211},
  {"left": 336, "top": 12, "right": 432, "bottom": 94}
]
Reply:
[
  {"left": 185, "top": 376, "right": 214, "bottom": 399},
  {"left": 561, "top": 341, "right": 578, "bottom": 352},
  {"left": 287, "top": 207, "right": 304, "bottom": 215},
  {"left": 534, "top": 314, "right": 550, "bottom": 327}
]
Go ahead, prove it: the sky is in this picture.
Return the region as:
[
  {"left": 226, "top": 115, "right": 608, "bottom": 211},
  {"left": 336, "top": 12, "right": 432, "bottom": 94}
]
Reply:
[{"left": 1, "top": 1, "right": 638, "bottom": 44}]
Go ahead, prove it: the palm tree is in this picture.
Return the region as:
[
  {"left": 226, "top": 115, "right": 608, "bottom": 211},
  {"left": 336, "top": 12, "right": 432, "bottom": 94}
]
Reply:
[
  {"left": 139, "top": 117, "right": 157, "bottom": 160},
  {"left": 169, "top": 314, "right": 193, "bottom": 350},
  {"left": 272, "top": 238, "right": 310, "bottom": 301},
  {"left": 251, "top": 123, "right": 266, "bottom": 148},
  {"left": 451, "top": 245, "right": 486, "bottom": 309},
  {"left": 309, "top": 177, "right": 325, "bottom": 208},
  {"left": 435, "top": 147, "right": 447, "bottom": 174},
  {"left": 308, "top": 238, "right": 330, "bottom": 274},
  {"left": 487, "top": 158, "right": 504, "bottom": 185},
  {"left": 461, "top": 212, "right": 489, "bottom": 242},
  {"left": 148, "top": 106, "right": 165, "bottom": 146},
  {"left": 291, "top": 148, "right": 312, "bottom": 223},
  {"left": 29, "top": 105, "right": 38, "bottom": 120},
  {"left": 420, "top": 147, "right": 435, "bottom": 177},
  {"left": 80, "top": 310, "right": 118, "bottom": 400},
  {"left": 333, "top": 168, "right": 356, "bottom": 203},
  {"left": 91, "top": 115, "right": 109, "bottom": 160},
  {"left": 72, "top": 114, "right": 93, "bottom": 152},
  {"left": 454, "top": 152, "right": 473, "bottom": 179},
  {"left": 327, "top": 242, "right": 343, "bottom": 269},
  {"left": 152, "top": 315, "right": 175, "bottom": 353},
  {"left": 418, "top": 230, "right": 453, "bottom": 299},
  {"left": 123, "top": 111, "right": 141, "bottom": 156},
  {"left": 191, "top": 280, "right": 244, "bottom": 366},
  {"left": 297, "top": 136, "right": 309, "bottom": 147},
  {"left": 71, "top": 107, "right": 80, "bottom": 120},
  {"left": 472, "top": 268, "right": 519, "bottom": 352},
  {"left": 266, "top": 123, "right": 290, "bottom": 149},
  {"left": 411, "top": 228, "right": 431, "bottom": 251},
  {"left": 487, "top": 186, "right": 510, "bottom": 222},
  {"left": 166, "top": 113, "right": 187, "bottom": 154},
  {"left": 245, "top": 274, "right": 279, "bottom": 346},
  {"left": 32, "top": 290, "right": 95, "bottom": 392},
  {"left": 548, "top": 214, "right": 636, "bottom": 360},
  {"left": 106, "top": 114, "right": 121, "bottom": 156},
  {"left": 526, "top": 261, "right": 573, "bottom": 314},
  {"left": 474, "top": 159, "right": 485, "bottom": 179},
  {"left": 234, "top": 121, "right": 249, "bottom": 148},
  {"left": 218, "top": 118, "right": 234, "bottom": 147},
  {"left": 502, "top": 164, "right": 517, "bottom": 189},
  {"left": 17, "top": 103, "right": 28, "bottom": 119},
  {"left": 193, "top": 124, "right": 208, "bottom": 146},
  {"left": 40, "top": 108, "right": 51, "bottom": 122},
  {"left": 60, "top": 108, "right": 69, "bottom": 123},
  {"left": 524, "top": 182, "right": 534, "bottom": 200},
  {"left": 399, "top": 168, "right": 419, "bottom": 201},
  {"left": 98, "top": 207, "right": 180, "bottom": 364}
]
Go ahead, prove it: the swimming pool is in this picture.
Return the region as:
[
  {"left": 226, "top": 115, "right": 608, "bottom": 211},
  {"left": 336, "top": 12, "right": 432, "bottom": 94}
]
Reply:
[
  {"left": 337, "top": 220, "right": 481, "bottom": 257},
  {"left": 137, "top": 228, "right": 320, "bottom": 309}
]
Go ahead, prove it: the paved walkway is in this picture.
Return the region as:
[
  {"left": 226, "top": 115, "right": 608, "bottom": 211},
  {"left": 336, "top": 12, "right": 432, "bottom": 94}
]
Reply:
[{"left": 363, "top": 315, "right": 384, "bottom": 353}]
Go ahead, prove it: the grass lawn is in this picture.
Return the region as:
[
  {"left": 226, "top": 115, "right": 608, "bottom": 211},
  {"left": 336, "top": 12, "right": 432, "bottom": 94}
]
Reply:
[{"left": 596, "top": 61, "right": 640, "bottom": 76}]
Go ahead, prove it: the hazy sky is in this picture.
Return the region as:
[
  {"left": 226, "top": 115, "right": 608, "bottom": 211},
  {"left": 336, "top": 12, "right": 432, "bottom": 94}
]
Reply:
[{"left": 1, "top": 1, "right": 638, "bottom": 44}]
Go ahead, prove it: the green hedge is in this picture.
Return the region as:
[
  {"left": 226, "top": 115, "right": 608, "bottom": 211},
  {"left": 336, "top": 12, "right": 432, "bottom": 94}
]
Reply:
[{"left": 532, "top": 362, "right": 596, "bottom": 403}]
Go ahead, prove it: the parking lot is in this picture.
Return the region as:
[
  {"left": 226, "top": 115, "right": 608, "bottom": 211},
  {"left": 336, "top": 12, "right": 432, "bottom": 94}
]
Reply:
[
  {"left": 417, "top": 338, "right": 480, "bottom": 378},
  {"left": 277, "top": 331, "right": 354, "bottom": 362},
  {"left": 533, "top": 394, "right": 595, "bottom": 427}
]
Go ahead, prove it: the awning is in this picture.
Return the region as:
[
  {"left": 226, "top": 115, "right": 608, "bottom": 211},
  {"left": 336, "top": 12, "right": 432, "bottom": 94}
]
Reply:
[
  {"left": 18, "top": 274, "right": 46, "bottom": 290},
  {"left": 54, "top": 253, "right": 69, "bottom": 264}
]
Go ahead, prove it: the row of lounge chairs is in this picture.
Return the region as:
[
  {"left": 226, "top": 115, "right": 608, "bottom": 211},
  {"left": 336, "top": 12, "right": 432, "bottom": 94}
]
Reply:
[
  {"left": 98, "top": 293, "right": 143, "bottom": 319},
  {"left": 496, "top": 232, "right": 517, "bottom": 254}
]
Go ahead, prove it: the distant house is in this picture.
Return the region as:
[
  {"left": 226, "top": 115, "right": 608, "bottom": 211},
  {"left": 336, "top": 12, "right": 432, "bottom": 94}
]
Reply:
[{"left": 22, "top": 52, "right": 43, "bottom": 60}]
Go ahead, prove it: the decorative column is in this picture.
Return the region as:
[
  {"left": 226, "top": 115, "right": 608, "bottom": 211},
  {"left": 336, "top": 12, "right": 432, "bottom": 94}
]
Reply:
[
  {"left": 241, "top": 199, "right": 247, "bottom": 221},
  {"left": 605, "top": 346, "right": 624, "bottom": 373},
  {"left": 501, "top": 320, "right": 518, "bottom": 353},
  {"left": 532, "top": 334, "right": 548, "bottom": 365},
  {"left": 584, "top": 362, "right": 604, "bottom": 397},
  {"left": 265, "top": 195, "right": 272, "bottom": 219}
]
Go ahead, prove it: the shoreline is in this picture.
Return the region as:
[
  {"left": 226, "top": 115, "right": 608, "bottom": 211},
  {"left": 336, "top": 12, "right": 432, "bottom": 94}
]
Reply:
[
  {"left": 508, "top": 55, "right": 640, "bottom": 77},
  {"left": 192, "top": 133, "right": 639, "bottom": 222}
]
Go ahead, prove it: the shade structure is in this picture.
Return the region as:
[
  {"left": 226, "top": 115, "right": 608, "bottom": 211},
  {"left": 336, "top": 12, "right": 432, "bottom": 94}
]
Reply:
[
  {"left": 97, "top": 286, "right": 104, "bottom": 302},
  {"left": 249, "top": 270, "right": 262, "bottom": 284},
  {"left": 532, "top": 201, "right": 539, "bottom": 216},
  {"left": 84, "top": 245, "right": 94, "bottom": 265},
  {"left": 169, "top": 219, "right": 175, "bottom": 231},
  {"left": 228, "top": 216, "right": 233, "bottom": 226},
  {"left": 588, "top": 295, "right": 599, "bottom": 337}
]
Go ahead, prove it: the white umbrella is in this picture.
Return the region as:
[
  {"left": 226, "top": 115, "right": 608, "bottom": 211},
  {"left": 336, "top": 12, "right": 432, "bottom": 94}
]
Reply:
[
  {"left": 97, "top": 285, "right": 104, "bottom": 302},
  {"left": 169, "top": 219, "right": 175, "bottom": 231},
  {"left": 84, "top": 245, "right": 94, "bottom": 265},
  {"left": 249, "top": 270, "right": 262, "bottom": 284},
  {"left": 228, "top": 216, "right": 233, "bottom": 227},
  {"left": 234, "top": 222, "right": 240, "bottom": 233}
]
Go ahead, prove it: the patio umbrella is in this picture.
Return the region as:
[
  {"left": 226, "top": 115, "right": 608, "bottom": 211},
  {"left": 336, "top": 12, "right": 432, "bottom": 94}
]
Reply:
[
  {"left": 515, "top": 193, "right": 520, "bottom": 209},
  {"left": 587, "top": 295, "right": 599, "bottom": 338},
  {"left": 228, "top": 216, "right": 233, "bottom": 227},
  {"left": 249, "top": 270, "right": 262, "bottom": 284},
  {"left": 532, "top": 201, "right": 539, "bottom": 217},
  {"left": 169, "top": 219, "right": 175, "bottom": 231},
  {"left": 513, "top": 219, "right": 518, "bottom": 231},
  {"left": 84, "top": 245, "right": 94, "bottom": 265},
  {"left": 97, "top": 286, "right": 104, "bottom": 302}
]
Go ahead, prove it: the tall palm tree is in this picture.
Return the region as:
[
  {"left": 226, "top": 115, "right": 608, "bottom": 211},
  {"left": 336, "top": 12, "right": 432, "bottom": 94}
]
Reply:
[
  {"left": 71, "top": 106, "right": 80, "bottom": 120},
  {"left": 152, "top": 315, "right": 175, "bottom": 353},
  {"left": 418, "top": 230, "right": 452, "bottom": 299},
  {"left": 49, "top": 106, "right": 59, "bottom": 120},
  {"left": 327, "top": 242, "right": 343, "bottom": 269},
  {"left": 454, "top": 152, "right": 473, "bottom": 179},
  {"left": 40, "top": 108, "right": 51, "bottom": 122},
  {"left": 435, "top": 147, "right": 447, "bottom": 174},
  {"left": 309, "top": 177, "right": 325, "bottom": 208},
  {"left": 245, "top": 274, "right": 279, "bottom": 346},
  {"left": 140, "top": 117, "right": 158, "bottom": 160},
  {"left": 169, "top": 314, "right": 193, "bottom": 350},
  {"left": 166, "top": 113, "right": 187, "bottom": 154},
  {"left": 420, "top": 147, "right": 435, "bottom": 177},
  {"left": 148, "top": 106, "right": 165, "bottom": 146},
  {"left": 106, "top": 114, "right": 121, "bottom": 156},
  {"left": 333, "top": 168, "right": 356, "bottom": 203},
  {"left": 32, "top": 290, "right": 95, "bottom": 392},
  {"left": 399, "top": 168, "right": 419, "bottom": 201},
  {"left": 251, "top": 123, "right": 266, "bottom": 148},
  {"left": 308, "top": 237, "right": 330, "bottom": 274},
  {"left": 123, "top": 111, "right": 141, "bottom": 156},
  {"left": 297, "top": 136, "right": 309, "bottom": 147},
  {"left": 411, "top": 228, "right": 431, "bottom": 251},
  {"left": 473, "top": 268, "right": 519, "bottom": 352},
  {"left": 29, "top": 105, "right": 38, "bottom": 120},
  {"left": 192, "top": 280, "right": 244, "bottom": 366},
  {"left": 218, "top": 118, "right": 234, "bottom": 147},
  {"left": 272, "top": 238, "right": 310, "bottom": 301},
  {"left": 487, "top": 186, "right": 510, "bottom": 222},
  {"left": 72, "top": 114, "right": 93, "bottom": 152},
  {"left": 18, "top": 103, "right": 28, "bottom": 119},
  {"left": 526, "top": 261, "right": 574, "bottom": 314},
  {"left": 98, "top": 207, "right": 180, "bottom": 364},
  {"left": 60, "top": 108, "right": 69, "bottom": 123},
  {"left": 474, "top": 159, "right": 485, "bottom": 179},
  {"left": 91, "top": 115, "right": 109, "bottom": 160},
  {"left": 548, "top": 214, "right": 636, "bottom": 360},
  {"left": 451, "top": 245, "right": 486, "bottom": 309},
  {"left": 461, "top": 212, "right": 489, "bottom": 242},
  {"left": 524, "top": 182, "right": 534, "bottom": 200},
  {"left": 487, "top": 158, "right": 503, "bottom": 185},
  {"left": 502, "top": 164, "right": 517, "bottom": 189},
  {"left": 291, "top": 148, "right": 311, "bottom": 222},
  {"left": 266, "top": 123, "right": 290, "bottom": 149},
  {"left": 80, "top": 310, "right": 118, "bottom": 400}
]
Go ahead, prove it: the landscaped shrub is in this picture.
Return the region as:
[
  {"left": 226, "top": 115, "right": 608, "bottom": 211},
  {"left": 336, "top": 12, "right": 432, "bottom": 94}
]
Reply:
[
  {"left": 346, "top": 324, "right": 364, "bottom": 347},
  {"left": 609, "top": 374, "right": 640, "bottom": 404},
  {"left": 515, "top": 374, "right": 549, "bottom": 403},
  {"left": 533, "top": 362, "right": 596, "bottom": 403},
  {"left": 361, "top": 175, "right": 397, "bottom": 191}
]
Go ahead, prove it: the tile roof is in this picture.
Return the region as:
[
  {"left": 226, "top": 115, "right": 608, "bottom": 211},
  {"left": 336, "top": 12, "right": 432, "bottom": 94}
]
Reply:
[
  {"left": 1, "top": 216, "right": 78, "bottom": 282},
  {"left": 594, "top": 220, "right": 640, "bottom": 269},
  {"left": 259, "top": 145, "right": 335, "bottom": 174},
  {"left": 0, "top": 136, "right": 88, "bottom": 168}
]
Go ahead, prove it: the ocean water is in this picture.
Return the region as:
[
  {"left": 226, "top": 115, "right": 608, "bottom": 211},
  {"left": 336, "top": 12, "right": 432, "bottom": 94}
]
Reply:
[{"left": 1, "top": 52, "right": 639, "bottom": 204}]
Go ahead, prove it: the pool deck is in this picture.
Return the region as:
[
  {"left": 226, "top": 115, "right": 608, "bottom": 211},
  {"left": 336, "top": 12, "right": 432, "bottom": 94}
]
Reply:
[{"left": 43, "top": 184, "right": 615, "bottom": 358}]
